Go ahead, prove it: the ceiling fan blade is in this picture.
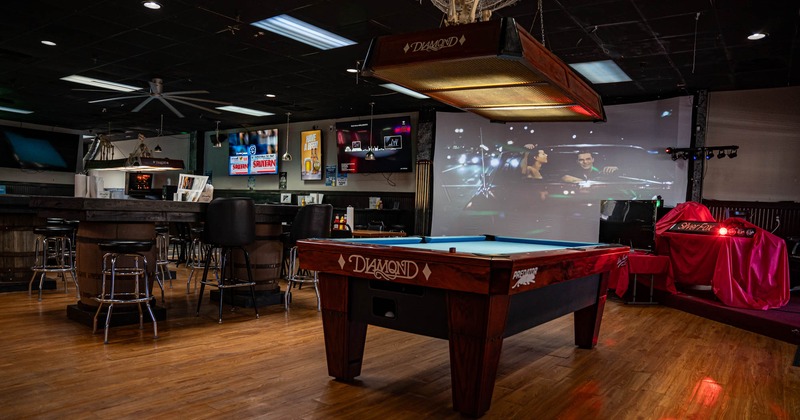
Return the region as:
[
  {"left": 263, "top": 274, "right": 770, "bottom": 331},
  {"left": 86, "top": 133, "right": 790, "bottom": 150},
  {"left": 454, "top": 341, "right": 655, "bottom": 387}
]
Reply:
[
  {"left": 168, "top": 98, "right": 222, "bottom": 114},
  {"left": 88, "top": 94, "right": 147, "bottom": 104},
  {"left": 166, "top": 95, "right": 231, "bottom": 105},
  {"left": 74, "top": 88, "right": 144, "bottom": 92},
  {"left": 163, "top": 90, "right": 209, "bottom": 95},
  {"left": 131, "top": 96, "right": 156, "bottom": 112},
  {"left": 158, "top": 97, "right": 185, "bottom": 118}
]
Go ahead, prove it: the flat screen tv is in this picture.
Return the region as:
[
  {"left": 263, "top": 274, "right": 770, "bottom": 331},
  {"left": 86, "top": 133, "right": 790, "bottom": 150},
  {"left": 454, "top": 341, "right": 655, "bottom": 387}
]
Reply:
[
  {"left": 227, "top": 129, "right": 279, "bottom": 176},
  {"left": 0, "top": 125, "right": 79, "bottom": 172},
  {"left": 599, "top": 199, "right": 660, "bottom": 251},
  {"left": 336, "top": 116, "right": 413, "bottom": 173}
]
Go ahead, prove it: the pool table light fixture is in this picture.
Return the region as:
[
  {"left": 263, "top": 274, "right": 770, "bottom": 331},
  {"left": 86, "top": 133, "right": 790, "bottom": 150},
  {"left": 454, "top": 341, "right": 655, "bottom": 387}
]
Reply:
[{"left": 361, "top": 18, "right": 606, "bottom": 123}]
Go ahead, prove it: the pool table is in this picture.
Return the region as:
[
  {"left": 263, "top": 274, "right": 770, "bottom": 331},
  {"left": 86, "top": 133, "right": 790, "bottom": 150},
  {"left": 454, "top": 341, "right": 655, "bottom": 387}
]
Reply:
[{"left": 297, "top": 235, "right": 629, "bottom": 417}]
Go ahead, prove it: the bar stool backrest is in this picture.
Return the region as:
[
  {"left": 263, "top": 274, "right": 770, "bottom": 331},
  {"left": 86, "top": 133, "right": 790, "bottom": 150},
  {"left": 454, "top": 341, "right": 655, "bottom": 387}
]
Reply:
[
  {"left": 204, "top": 198, "right": 255, "bottom": 247},
  {"left": 287, "top": 204, "right": 333, "bottom": 247}
]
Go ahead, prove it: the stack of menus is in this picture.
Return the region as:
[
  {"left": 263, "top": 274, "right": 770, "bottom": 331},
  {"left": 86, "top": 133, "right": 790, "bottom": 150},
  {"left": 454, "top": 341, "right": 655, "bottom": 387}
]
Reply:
[{"left": 176, "top": 174, "right": 208, "bottom": 202}]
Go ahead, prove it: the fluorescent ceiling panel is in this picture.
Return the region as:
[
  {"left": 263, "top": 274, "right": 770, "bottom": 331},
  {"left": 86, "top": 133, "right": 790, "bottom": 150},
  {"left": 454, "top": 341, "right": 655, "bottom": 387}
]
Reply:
[
  {"left": 0, "top": 106, "right": 34, "bottom": 114},
  {"left": 570, "top": 60, "right": 632, "bottom": 84},
  {"left": 60, "top": 75, "right": 142, "bottom": 92},
  {"left": 216, "top": 106, "right": 274, "bottom": 117},
  {"left": 251, "top": 14, "right": 356, "bottom": 50},
  {"left": 380, "top": 83, "right": 429, "bottom": 99}
]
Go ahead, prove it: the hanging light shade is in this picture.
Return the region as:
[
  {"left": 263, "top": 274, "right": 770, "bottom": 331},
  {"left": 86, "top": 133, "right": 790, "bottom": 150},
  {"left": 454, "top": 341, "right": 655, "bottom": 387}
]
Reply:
[
  {"left": 364, "top": 102, "right": 376, "bottom": 161},
  {"left": 282, "top": 112, "right": 293, "bottom": 161},
  {"left": 361, "top": 17, "right": 606, "bottom": 123}
]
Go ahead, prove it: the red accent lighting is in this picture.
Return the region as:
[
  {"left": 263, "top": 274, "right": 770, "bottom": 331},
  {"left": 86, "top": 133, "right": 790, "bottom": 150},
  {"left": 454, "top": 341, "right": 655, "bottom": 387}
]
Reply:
[{"left": 718, "top": 227, "right": 728, "bottom": 236}]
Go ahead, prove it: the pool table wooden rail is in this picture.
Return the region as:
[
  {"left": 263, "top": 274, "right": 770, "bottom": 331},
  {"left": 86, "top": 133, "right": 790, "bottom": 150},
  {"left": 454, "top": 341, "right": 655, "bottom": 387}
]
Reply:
[{"left": 296, "top": 238, "right": 629, "bottom": 295}]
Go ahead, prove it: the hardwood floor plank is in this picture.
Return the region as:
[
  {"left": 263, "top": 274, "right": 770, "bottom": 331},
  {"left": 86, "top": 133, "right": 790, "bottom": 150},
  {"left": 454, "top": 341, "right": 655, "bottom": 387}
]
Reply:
[{"left": 0, "top": 265, "right": 798, "bottom": 419}]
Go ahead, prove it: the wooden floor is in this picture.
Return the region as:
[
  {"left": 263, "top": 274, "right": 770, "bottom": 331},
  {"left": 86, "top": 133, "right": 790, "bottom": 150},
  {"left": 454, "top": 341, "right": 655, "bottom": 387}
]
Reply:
[{"left": 2, "top": 265, "right": 799, "bottom": 419}]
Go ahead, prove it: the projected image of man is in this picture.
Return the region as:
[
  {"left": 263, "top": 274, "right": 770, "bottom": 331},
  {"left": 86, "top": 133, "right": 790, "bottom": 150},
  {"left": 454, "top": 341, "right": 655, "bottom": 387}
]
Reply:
[{"left": 562, "top": 151, "right": 618, "bottom": 183}]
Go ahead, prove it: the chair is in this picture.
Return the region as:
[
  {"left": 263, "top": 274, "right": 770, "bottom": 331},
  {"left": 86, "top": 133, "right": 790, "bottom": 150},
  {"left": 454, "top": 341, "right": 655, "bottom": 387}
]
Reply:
[
  {"left": 186, "top": 226, "right": 220, "bottom": 294},
  {"left": 283, "top": 204, "right": 333, "bottom": 311},
  {"left": 196, "top": 198, "right": 259, "bottom": 323},
  {"left": 93, "top": 240, "right": 157, "bottom": 344},
  {"left": 153, "top": 225, "right": 171, "bottom": 302},
  {"left": 29, "top": 225, "right": 78, "bottom": 301}
]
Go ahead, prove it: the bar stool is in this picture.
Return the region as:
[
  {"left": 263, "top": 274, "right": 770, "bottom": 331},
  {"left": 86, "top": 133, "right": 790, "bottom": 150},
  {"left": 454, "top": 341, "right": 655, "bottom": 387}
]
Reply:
[
  {"left": 93, "top": 240, "right": 158, "bottom": 344},
  {"left": 283, "top": 204, "right": 332, "bottom": 311},
  {"left": 186, "top": 227, "right": 219, "bottom": 294},
  {"left": 154, "top": 225, "right": 171, "bottom": 301},
  {"left": 196, "top": 198, "right": 259, "bottom": 323},
  {"left": 29, "top": 225, "right": 78, "bottom": 301}
]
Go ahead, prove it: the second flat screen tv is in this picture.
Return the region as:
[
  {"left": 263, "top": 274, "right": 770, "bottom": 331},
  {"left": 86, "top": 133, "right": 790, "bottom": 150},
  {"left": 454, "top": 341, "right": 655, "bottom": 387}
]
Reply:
[
  {"left": 336, "top": 116, "right": 413, "bottom": 173},
  {"left": 228, "top": 129, "right": 279, "bottom": 176}
]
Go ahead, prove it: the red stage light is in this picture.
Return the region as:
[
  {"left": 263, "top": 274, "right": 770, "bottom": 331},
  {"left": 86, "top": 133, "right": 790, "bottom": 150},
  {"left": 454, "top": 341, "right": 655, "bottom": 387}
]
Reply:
[{"left": 718, "top": 227, "right": 728, "bottom": 236}]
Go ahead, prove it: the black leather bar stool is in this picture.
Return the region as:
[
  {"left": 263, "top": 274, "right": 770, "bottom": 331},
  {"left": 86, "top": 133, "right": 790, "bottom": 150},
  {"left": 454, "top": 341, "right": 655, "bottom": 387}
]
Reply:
[
  {"left": 93, "top": 240, "right": 157, "bottom": 344},
  {"left": 196, "top": 198, "right": 259, "bottom": 323},
  {"left": 283, "top": 204, "right": 333, "bottom": 311},
  {"left": 29, "top": 225, "right": 78, "bottom": 301}
]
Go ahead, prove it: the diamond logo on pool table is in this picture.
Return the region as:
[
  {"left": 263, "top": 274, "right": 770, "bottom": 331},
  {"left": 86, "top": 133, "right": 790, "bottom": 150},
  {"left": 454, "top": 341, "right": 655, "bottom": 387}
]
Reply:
[
  {"left": 422, "top": 264, "right": 431, "bottom": 280},
  {"left": 338, "top": 254, "right": 345, "bottom": 269}
]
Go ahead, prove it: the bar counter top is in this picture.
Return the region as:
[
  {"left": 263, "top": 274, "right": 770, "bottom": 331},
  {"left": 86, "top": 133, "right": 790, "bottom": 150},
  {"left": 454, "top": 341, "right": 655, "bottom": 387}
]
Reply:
[{"left": 1, "top": 195, "right": 299, "bottom": 224}]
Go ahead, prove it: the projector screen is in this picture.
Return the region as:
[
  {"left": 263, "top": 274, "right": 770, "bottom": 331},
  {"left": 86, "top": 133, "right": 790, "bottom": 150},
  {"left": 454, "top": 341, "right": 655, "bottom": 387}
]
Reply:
[{"left": 431, "top": 96, "right": 693, "bottom": 242}]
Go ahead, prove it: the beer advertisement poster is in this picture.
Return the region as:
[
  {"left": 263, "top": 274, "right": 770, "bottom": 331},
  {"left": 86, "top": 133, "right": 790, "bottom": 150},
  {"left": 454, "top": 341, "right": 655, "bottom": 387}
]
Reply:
[{"left": 300, "top": 129, "right": 322, "bottom": 180}]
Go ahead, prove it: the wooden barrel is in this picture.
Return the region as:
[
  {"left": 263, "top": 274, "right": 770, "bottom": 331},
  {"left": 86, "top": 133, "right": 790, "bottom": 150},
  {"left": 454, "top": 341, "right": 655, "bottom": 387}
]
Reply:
[
  {"left": 0, "top": 214, "right": 39, "bottom": 286},
  {"left": 234, "top": 223, "right": 283, "bottom": 292},
  {"left": 75, "top": 222, "right": 156, "bottom": 307}
]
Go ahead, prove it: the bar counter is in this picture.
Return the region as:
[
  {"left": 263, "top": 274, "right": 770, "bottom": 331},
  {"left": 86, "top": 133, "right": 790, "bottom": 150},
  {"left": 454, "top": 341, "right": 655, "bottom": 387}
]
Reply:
[{"left": 1, "top": 195, "right": 298, "bottom": 323}]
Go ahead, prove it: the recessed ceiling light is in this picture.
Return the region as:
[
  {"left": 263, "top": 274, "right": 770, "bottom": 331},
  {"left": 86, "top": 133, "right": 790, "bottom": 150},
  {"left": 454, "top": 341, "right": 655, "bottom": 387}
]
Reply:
[
  {"left": 216, "top": 105, "right": 274, "bottom": 117},
  {"left": 60, "top": 75, "right": 142, "bottom": 92},
  {"left": 142, "top": 1, "right": 162, "bottom": 10},
  {"left": 346, "top": 68, "right": 359, "bottom": 73},
  {"left": 747, "top": 32, "right": 767, "bottom": 40},
  {"left": 264, "top": 93, "right": 276, "bottom": 98},
  {"left": 41, "top": 40, "right": 56, "bottom": 46},
  {"left": 251, "top": 14, "right": 356, "bottom": 50}
]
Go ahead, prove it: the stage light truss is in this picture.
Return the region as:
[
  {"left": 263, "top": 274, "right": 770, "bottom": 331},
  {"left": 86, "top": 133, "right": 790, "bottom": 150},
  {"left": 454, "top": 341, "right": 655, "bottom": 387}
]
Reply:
[{"left": 665, "top": 145, "right": 739, "bottom": 161}]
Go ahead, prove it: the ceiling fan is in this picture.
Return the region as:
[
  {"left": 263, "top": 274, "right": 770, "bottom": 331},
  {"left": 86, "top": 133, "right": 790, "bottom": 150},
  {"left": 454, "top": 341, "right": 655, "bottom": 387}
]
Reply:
[{"left": 86, "top": 78, "right": 230, "bottom": 118}]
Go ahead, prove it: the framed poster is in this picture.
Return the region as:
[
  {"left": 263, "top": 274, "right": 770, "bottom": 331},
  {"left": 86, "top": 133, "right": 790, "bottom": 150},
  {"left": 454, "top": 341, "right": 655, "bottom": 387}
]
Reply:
[{"left": 300, "top": 129, "right": 322, "bottom": 180}]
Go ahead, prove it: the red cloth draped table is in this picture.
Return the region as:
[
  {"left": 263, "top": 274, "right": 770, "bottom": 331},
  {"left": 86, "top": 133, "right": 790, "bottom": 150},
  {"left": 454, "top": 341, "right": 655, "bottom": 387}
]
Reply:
[
  {"left": 610, "top": 251, "right": 676, "bottom": 302},
  {"left": 656, "top": 215, "right": 790, "bottom": 310}
]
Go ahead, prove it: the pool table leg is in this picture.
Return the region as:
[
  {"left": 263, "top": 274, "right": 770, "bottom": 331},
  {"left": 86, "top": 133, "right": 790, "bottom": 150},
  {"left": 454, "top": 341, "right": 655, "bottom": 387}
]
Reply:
[
  {"left": 573, "top": 271, "right": 610, "bottom": 349},
  {"left": 319, "top": 273, "right": 368, "bottom": 381},
  {"left": 446, "top": 291, "right": 510, "bottom": 418}
]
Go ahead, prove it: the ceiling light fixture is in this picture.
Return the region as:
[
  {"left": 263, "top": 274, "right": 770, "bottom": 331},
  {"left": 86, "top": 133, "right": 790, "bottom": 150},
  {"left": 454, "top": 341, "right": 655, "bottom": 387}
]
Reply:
[
  {"left": 41, "top": 40, "right": 56, "bottom": 46},
  {"left": 264, "top": 93, "right": 276, "bottom": 98},
  {"left": 282, "top": 112, "right": 292, "bottom": 161},
  {"left": 251, "top": 15, "right": 356, "bottom": 50},
  {"left": 216, "top": 105, "right": 274, "bottom": 117},
  {"left": 380, "top": 83, "right": 429, "bottom": 99},
  {"left": 0, "top": 105, "right": 34, "bottom": 114},
  {"left": 747, "top": 32, "right": 767, "bottom": 40},
  {"left": 61, "top": 75, "right": 142, "bottom": 92},
  {"left": 570, "top": 60, "right": 632, "bottom": 84},
  {"left": 211, "top": 120, "right": 223, "bottom": 148},
  {"left": 364, "top": 102, "right": 376, "bottom": 161},
  {"left": 142, "top": 1, "right": 162, "bottom": 10},
  {"left": 346, "top": 68, "right": 359, "bottom": 73},
  {"left": 361, "top": 18, "right": 606, "bottom": 122}
]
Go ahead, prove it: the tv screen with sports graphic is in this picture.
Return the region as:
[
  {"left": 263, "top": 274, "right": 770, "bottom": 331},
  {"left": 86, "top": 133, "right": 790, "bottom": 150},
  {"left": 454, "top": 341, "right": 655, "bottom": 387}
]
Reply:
[{"left": 227, "top": 129, "right": 279, "bottom": 176}]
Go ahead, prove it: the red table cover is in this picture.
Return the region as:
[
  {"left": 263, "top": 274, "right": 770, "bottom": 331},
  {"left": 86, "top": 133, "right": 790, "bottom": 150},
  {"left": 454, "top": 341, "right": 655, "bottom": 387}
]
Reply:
[
  {"left": 610, "top": 252, "right": 676, "bottom": 298},
  {"left": 656, "top": 208, "right": 790, "bottom": 310}
]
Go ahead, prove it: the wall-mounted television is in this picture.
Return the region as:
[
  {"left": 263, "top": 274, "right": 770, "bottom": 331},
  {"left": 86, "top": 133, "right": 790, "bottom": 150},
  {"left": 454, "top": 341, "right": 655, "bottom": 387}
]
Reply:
[
  {"left": 227, "top": 129, "right": 278, "bottom": 176},
  {"left": 0, "top": 125, "right": 79, "bottom": 172},
  {"left": 336, "top": 116, "right": 413, "bottom": 173}
]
